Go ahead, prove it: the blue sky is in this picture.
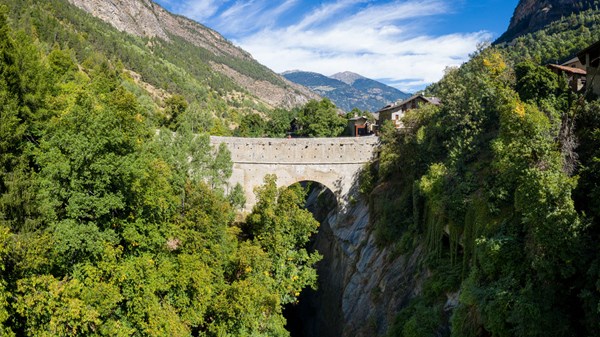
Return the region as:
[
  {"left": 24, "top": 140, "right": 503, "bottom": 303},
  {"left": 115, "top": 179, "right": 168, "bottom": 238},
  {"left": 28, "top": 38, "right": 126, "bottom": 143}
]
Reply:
[{"left": 154, "top": 0, "right": 519, "bottom": 92}]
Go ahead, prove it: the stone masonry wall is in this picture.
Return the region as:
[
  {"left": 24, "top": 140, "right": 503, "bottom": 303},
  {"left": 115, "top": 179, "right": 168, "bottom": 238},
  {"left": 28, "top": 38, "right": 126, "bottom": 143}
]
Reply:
[{"left": 209, "top": 136, "right": 379, "bottom": 211}]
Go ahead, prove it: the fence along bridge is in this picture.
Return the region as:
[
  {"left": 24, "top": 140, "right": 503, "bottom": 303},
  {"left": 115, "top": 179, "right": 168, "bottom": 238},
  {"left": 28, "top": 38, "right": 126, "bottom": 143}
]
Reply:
[{"left": 209, "top": 136, "right": 379, "bottom": 211}]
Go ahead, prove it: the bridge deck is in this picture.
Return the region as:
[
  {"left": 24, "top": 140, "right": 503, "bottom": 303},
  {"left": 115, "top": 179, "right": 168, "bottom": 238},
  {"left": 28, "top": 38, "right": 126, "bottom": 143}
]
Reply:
[{"left": 210, "top": 136, "right": 379, "bottom": 164}]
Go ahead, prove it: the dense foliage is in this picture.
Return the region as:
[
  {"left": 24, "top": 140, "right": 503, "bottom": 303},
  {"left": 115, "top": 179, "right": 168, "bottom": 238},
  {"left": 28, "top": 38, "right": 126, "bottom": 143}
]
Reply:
[
  {"left": 365, "top": 46, "right": 600, "bottom": 336},
  {"left": 0, "top": 9, "right": 320, "bottom": 336},
  {"left": 501, "top": 7, "right": 600, "bottom": 64},
  {"left": 233, "top": 99, "right": 350, "bottom": 138},
  {"left": 295, "top": 99, "right": 347, "bottom": 137},
  {"left": 1, "top": 0, "right": 305, "bottom": 135}
]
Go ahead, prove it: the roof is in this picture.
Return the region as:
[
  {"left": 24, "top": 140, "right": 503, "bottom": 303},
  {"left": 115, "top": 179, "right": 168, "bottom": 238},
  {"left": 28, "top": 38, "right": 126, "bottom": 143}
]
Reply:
[
  {"left": 423, "top": 96, "right": 441, "bottom": 105},
  {"left": 376, "top": 102, "right": 402, "bottom": 113},
  {"left": 376, "top": 94, "right": 441, "bottom": 113},
  {"left": 399, "top": 94, "right": 441, "bottom": 107},
  {"left": 561, "top": 57, "right": 581, "bottom": 67},
  {"left": 547, "top": 63, "right": 587, "bottom": 75},
  {"left": 349, "top": 116, "right": 369, "bottom": 121}
]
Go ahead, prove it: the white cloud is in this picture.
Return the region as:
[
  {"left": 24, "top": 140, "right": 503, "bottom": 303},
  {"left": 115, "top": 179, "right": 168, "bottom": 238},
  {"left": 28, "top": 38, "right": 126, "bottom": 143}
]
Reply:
[
  {"left": 157, "top": 0, "right": 492, "bottom": 92},
  {"left": 291, "top": 0, "right": 366, "bottom": 31},
  {"left": 233, "top": 0, "right": 490, "bottom": 92},
  {"left": 165, "top": 0, "right": 222, "bottom": 22},
  {"left": 213, "top": 0, "right": 298, "bottom": 35}
]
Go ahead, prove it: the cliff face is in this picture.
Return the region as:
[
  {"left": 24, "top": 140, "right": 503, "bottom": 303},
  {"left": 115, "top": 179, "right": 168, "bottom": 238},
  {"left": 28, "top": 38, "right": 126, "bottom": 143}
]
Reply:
[
  {"left": 67, "top": 0, "right": 318, "bottom": 108},
  {"left": 496, "top": 0, "right": 598, "bottom": 43},
  {"left": 290, "top": 189, "right": 432, "bottom": 337},
  {"left": 69, "top": 0, "right": 243, "bottom": 57}
]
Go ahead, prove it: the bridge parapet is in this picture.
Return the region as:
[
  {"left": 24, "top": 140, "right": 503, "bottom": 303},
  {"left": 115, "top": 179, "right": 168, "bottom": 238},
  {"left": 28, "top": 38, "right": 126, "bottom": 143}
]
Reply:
[
  {"left": 209, "top": 136, "right": 379, "bottom": 212},
  {"left": 210, "top": 136, "right": 378, "bottom": 164}
]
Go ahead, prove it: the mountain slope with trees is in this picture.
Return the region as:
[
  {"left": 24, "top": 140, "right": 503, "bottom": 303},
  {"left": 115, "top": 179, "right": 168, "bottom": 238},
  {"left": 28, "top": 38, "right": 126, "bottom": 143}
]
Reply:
[
  {"left": 496, "top": 0, "right": 600, "bottom": 43},
  {"left": 359, "top": 1, "right": 600, "bottom": 335},
  {"left": 66, "top": 0, "right": 318, "bottom": 110},
  {"left": 3, "top": 0, "right": 318, "bottom": 136}
]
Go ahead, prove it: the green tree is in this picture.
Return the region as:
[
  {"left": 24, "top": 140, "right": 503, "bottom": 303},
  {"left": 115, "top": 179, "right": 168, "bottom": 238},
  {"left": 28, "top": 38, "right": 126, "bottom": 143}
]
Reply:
[
  {"left": 246, "top": 175, "right": 322, "bottom": 304},
  {"left": 165, "top": 94, "right": 188, "bottom": 130},
  {"left": 0, "top": 225, "right": 14, "bottom": 337},
  {"left": 515, "top": 60, "right": 566, "bottom": 105},
  {"left": 235, "top": 113, "right": 265, "bottom": 137},
  {"left": 296, "top": 99, "right": 346, "bottom": 137},
  {"left": 209, "top": 143, "right": 233, "bottom": 191},
  {"left": 228, "top": 183, "right": 246, "bottom": 210},
  {"left": 266, "top": 108, "right": 295, "bottom": 137}
]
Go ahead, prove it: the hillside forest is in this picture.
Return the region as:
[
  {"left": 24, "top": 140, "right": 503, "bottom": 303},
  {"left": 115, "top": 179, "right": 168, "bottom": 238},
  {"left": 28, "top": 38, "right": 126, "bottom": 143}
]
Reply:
[
  {"left": 1, "top": 0, "right": 600, "bottom": 336},
  {"left": 371, "top": 33, "right": 600, "bottom": 337},
  {"left": 0, "top": 5, "right": 329, "bottom": 335}
]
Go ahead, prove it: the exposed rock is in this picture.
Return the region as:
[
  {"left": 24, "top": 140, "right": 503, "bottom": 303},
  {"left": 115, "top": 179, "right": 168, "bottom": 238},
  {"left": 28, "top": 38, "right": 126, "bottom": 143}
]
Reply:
[
  {"left": 496, "top": 0, "right": 598, "bottom": 43},
  {"left": 124, "top": 69, "right": 170, "bottom": 103},
  {"left": 293, "top": 195, "right": 427, "bottom": 337},
  {"left": 330, "top": 71, "right": 366, "bottom": 85},
  {"left": 210, "top": 62, "right": 319, "bottom": 109},
  {"left": 67, "top": 0, "right": 317, "bottom": 109},
  {"left": 68, "top": 0, "right": 248, "bottom": 58}
]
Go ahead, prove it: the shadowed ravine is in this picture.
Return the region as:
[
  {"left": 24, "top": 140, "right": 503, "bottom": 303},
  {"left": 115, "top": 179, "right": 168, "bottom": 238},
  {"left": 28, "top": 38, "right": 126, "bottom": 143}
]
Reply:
[
  {"left": 282, "top": 180, "right": 428, "bottom": 337},
  {"left": 284, "top": 183, "right": 342, "bottom": 337}
]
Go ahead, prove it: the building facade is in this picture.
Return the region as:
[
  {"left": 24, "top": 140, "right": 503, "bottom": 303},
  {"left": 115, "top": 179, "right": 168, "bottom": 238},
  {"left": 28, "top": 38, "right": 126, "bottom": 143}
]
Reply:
[
  {"left": 577, "top": 40, "right": 600, "bottom": 96},
  {"left": 377, "top": 94, "right": 441, "bottom": 128}
]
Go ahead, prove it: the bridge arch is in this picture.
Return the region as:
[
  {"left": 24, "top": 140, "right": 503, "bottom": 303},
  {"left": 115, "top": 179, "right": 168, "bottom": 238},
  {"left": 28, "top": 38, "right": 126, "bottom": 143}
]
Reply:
[{"left": 210, "top": 136, "right": 379, "bottom": 212}]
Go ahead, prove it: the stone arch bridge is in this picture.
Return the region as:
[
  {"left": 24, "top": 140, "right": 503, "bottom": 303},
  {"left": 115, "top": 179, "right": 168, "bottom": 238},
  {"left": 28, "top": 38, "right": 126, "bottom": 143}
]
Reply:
[{"left": 209, "top": 136, "right": 379, "bottom": 211}]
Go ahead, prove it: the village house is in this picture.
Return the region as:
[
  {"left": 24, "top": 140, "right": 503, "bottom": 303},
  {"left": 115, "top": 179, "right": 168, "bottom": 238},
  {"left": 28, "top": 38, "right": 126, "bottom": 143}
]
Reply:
[
  {"left": 547, "top": 56, "right": 587, "bottom": 92},
  {"left": 376, "top": 94, "right": 441, "bottom": 129},
  {"left": 577, "top": 39, "right": 600, "bottom": 96},
  {"left": 346, "top": 116, "right": 373, "bottom": 137}
]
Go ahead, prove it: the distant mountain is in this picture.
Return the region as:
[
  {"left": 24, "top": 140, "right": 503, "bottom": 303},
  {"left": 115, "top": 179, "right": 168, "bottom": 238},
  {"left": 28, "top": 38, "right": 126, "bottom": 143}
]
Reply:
[
  {"left": 496, "top": 0, "right": 599, "bottom": 44},
  {"left": 330, "top": 71, "right": 365, "bottom": 85},
  {"left": 282, "top": 71, "right": 410, "bottom": 112}
]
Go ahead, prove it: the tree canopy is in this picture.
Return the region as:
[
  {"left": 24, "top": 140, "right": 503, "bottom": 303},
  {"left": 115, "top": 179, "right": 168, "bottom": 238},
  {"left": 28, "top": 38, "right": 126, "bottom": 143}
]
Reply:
[
  {"left": 296, "top": 99, "right": 347, "bottom": 137},
  {"left": 0, "top": 9, "right": 322, "bottom": 336}
]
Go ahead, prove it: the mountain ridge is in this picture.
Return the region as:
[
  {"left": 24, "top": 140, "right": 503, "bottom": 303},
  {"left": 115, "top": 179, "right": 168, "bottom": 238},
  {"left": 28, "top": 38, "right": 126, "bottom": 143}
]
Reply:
[
  {"left": 496, "top": 0, "right": 600, "bottom": 43},
  {"left": 283, "top": 70, "right": 410, "bottom": 112},
  {"left": 330, "top": 71, "right": 366, "bottom": 85},
  {"left": 66, "top": 0, "right": 318, "bottom": 109}
]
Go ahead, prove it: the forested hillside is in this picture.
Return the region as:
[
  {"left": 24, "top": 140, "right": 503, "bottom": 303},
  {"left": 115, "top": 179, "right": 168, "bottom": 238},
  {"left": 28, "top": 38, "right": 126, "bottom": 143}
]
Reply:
[
  {"left": 2, "top": 0, "right": 317, "bottom": 135},
  {"left": 365, "top": 31, "right": 600, "bottom": 337},
  {"left": 496, "top": 0, "right": 600, "bottom": 43},
  {"left": 0, "top": 6, "right": 322, "bottom": 335},
  {"left": 502, "top": 7, "right": 600, "bottom": 63}
]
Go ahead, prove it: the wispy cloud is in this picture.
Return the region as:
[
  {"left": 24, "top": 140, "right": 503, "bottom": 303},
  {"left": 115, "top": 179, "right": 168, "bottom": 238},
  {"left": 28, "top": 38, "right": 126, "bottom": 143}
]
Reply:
[
  {"left": 155, "top": 0, "right": 492, "bottom": 92},
  {"left": 291, "top": 0, "right": 365, "bottom": 31},
  {"left": 164, "top": 0, "right": 222, "bottom": 21},
  {"left": 213, "top": 0, "right": 298, "bottom": 35}
]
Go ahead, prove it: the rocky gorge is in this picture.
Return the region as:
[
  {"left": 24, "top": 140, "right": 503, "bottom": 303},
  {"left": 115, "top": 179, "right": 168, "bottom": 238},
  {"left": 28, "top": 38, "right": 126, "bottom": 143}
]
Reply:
[{"left": 286, "top": 186, "right": 431, "bottom": 337}]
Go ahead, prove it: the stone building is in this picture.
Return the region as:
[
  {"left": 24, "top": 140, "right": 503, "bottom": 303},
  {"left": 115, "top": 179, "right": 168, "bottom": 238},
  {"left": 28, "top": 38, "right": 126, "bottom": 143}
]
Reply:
[
  {"left": 346, "top": 116, "right": 372, "bottom": 136},
  {"left": 577, "top": 40, "right": 600, "bottom": 96},
  {"left": 547, "top": 57, "right": 587, "bottom": 92},
  {"left": 376, "top": 94, "right": 441, "bottom": 128}
]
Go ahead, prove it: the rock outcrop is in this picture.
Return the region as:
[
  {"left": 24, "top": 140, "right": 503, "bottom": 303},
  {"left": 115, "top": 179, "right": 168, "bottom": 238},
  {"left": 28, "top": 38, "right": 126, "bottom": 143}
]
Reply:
[
  {"left": 291, "top": 191, "right": 427, "bottom": 336},
  {"left": 496, "top": 0, "right": 598, "bottom": 43},
  {"left": 67, "top": 0, "right": 318, "bottom": 109}
]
